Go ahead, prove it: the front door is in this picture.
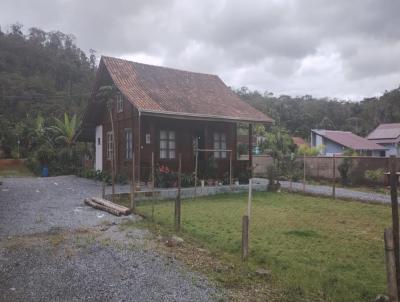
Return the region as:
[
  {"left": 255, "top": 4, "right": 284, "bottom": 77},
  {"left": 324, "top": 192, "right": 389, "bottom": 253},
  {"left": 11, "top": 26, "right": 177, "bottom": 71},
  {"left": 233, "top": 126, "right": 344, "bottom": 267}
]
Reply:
[{"left": 95, "top": 125, "right": 103, "bottom": 171}]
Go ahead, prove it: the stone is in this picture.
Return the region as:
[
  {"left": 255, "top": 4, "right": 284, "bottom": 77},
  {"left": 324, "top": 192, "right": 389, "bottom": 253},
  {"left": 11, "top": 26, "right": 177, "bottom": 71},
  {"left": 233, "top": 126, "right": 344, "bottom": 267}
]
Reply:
[
  {"left": 165, "top": 235, "right": 184, "bottom": 247},
  {"left": 254, "top": 268, "right": 272, "bottom": 279},
  {"left": 375, "top": 295, "right": 389, "bottom": 302}
]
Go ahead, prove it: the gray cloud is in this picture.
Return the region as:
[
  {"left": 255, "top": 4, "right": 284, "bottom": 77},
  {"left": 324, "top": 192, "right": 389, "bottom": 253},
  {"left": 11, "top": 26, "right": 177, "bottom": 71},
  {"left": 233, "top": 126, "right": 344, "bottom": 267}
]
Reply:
[{"left": 1, "top": 0, "right": 400, "bottom": 99}]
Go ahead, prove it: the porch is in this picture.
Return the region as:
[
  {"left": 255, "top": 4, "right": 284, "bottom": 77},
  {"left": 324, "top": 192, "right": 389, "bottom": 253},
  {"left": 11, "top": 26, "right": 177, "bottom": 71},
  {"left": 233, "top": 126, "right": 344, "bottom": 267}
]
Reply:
[{"left": 105, "top": 114, "right": 255, "bottom": 186}]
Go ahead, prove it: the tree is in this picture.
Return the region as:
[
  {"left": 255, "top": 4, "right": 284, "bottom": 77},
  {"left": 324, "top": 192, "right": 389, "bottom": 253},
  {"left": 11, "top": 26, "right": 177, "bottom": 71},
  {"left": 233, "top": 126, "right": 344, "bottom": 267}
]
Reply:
[
  {"left": 50, "top": 113, "right": 80, "bottom": 147},
  {"left": 262, "top": 126, "right": 295, "bottom": 189}
]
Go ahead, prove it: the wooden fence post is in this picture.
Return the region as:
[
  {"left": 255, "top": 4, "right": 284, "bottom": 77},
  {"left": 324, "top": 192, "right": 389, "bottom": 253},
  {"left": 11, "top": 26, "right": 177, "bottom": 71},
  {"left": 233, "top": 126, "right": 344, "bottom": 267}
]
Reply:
[
  {"left": 385, "top": 228, "right": 399, "bottom": 302},
  {"left": 242, "top": 215, "right": 249, "bottom": 261},
  {"left": 248, "top": 178, "right": 252, "bottom": 220},
  {"left": 102, "top": 181, "right": 106, "bottom": 199},
  {"left": 332, "top": 154, "right": 336, "bottom": 199},
  {"left": 194, "top": 149, "right": 198, "bottom": 199},
  {"left": 130, "top": 152, "right": 135, "bottom": 211},
  {"left": 175, "top": 154, "right": 182, "bottom": 231},
  {"left": 229, "top": 151, "right": 233, "bottom": 187},
  {"left": 303, "top": 154, "right": 306, "bottom": 193},
  {"left": 390, "top": 155, "right": 400, "bottom": 296},
  {"left": 151, "top": 152, "right": 155, "bottom": 220}
]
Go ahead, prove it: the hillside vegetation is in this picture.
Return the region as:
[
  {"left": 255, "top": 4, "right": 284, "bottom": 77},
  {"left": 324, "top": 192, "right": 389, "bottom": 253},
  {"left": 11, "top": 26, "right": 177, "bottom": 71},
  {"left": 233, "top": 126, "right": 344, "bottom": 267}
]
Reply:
[
  {"left": 0, "top": 23, "right": 95, "bottom": 158},
  {"left": 1, "top": 23, "right": 400, "bottom": 158},
  {"left": 237, "top": 86, "right": 400, "bottom": 138}
]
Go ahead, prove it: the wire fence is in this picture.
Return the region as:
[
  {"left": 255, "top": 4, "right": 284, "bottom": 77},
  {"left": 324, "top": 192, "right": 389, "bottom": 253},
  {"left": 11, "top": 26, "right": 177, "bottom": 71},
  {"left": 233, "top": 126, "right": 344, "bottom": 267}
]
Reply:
[{"left": 253, "top": 154, "right": 398, "bottom": 194}]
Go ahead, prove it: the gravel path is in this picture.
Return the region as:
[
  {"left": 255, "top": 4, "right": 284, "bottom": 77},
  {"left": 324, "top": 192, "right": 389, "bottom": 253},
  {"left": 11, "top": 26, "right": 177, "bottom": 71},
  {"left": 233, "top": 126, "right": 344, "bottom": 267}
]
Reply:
[
  {"left": 0, "top": 175, "right": 129, "bottom": 236},
  {"left": 0, "top": 175, "right": 220, "bottom": 302},
  {"left": 277, "top": 180, "right": 391, "bottom": 204}
]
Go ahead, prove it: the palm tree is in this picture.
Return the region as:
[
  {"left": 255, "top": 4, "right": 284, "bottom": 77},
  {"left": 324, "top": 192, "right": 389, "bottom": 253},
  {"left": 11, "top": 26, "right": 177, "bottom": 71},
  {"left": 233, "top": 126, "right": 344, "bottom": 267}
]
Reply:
[{"left": 50, "top": 113, "right": 80, "bottom": 147}]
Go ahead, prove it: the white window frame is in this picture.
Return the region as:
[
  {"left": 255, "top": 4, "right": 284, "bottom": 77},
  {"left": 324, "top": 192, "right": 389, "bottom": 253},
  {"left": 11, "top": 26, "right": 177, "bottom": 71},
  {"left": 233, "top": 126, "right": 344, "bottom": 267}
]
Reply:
[
  {"left": 160, "top": 130, "right": 176, "bottom": 159},
  {"left": 116, "top": 93, "right": 123, "bottom": 113},
  {"left": 107, "top": 131, "right": 114, "bottom": 160},
  {"left": 124, "top": 128, "right": 132, "bottom": 160},
  {"left": 213, "top": 132, "right": 227, "bottom": 159}
]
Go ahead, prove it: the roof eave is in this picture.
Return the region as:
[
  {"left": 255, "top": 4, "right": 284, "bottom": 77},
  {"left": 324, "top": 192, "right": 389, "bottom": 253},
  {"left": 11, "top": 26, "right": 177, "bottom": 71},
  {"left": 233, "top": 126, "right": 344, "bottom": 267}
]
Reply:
[{"left": 140, "top": 109, "right": 274, "bottom": 124}]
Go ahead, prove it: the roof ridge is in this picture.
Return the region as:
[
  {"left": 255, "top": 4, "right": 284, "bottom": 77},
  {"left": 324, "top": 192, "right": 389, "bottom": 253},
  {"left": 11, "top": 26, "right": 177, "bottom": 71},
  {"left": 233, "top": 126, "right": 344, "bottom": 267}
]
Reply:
[{"left": 101, "top": 55, "right": 219, "bottom": 78}]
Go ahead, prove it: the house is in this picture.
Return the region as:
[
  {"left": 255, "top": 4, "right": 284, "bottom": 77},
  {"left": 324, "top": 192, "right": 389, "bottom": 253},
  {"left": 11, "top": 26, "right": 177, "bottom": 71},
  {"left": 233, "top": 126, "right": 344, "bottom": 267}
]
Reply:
[
  {"left": 292, "top": 137, "right": 308, "bottom": 147},
  {"left": 310, "top": 129, "right": 386, "bottom": 156},
  {"left": 367, "top": 123, "right": 400, "bottom": 156},
  {"left": 78, "top": 56, "right": 273, "bottom": 183}
]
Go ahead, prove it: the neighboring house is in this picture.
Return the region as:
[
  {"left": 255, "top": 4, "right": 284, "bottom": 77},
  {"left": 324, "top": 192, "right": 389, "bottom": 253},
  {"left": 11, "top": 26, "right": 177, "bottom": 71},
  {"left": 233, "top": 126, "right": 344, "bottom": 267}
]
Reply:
[
  {"left": 292, "top": 137, "right": 308, "bottom": 147},
  {"left": 367, "top": 123, "right": 400, "bottom": 156},
  {"left": 78, "top": 56, "right": 273, "bottom": 181},
  {"left": 310, "top": 129, "right": 386, "bottom": 156}
]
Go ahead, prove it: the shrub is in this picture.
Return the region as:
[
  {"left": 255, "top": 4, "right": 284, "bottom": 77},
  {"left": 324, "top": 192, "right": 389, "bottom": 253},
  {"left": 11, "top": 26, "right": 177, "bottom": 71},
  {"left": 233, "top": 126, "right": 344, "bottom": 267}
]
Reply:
[
  {"left": 267, "top": 165, "right": 280, "bottom": 192},
  {"left": 237, "top": 169, "right": 251, "bottom": 184},
  {"left": 155, "top": 165, "right": 177, "bottom": 188},
  {"left": 181, "top": 173, "right": 194, "bottom": 187},
  {"left": 365, "top": 169, "right": 384, "bottom": 185}
]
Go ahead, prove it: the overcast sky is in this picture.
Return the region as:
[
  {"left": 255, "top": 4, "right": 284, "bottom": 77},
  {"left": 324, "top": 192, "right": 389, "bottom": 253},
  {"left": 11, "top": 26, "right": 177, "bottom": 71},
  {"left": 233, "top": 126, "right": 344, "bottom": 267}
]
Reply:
[{"left": 1, "top": 0, "right": 400, "bottom": 100}]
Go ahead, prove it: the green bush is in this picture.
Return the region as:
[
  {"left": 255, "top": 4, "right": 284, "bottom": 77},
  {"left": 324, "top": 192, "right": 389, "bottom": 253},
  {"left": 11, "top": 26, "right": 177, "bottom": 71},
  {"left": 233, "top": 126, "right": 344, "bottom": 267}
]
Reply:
[
  {"left": 365, "top": 169, "right": 384, "bottom": 185},
  {"left": 181, "top": 173, "right": 194, "bottom": 187},
  {"left": 237, "top": 169, "right": 251, "bottom": 184},
  {"left": 267, "top": 166, "right": 280, "bottom": 192},
  {"left": 77, "top": 168, "right": 112, "bottom": 184}
]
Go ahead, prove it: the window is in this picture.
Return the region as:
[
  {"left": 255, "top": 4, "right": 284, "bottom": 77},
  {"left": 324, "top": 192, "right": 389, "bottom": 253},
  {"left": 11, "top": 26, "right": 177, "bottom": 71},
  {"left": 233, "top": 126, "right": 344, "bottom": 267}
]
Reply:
[
  {"left": 213, "top": 133, "right": 227, "bottom": 159},
  {"left": 107, "top": 132, "right": 114, "bottom": 160},
  {"left": 160, "top": 130, "right": 175, "bottom": 159},
  {"left": 116, "top": 93, "right": 123, "bottom": 113},
  {"left": 125, "top": 128, "right": 132, "bottom": 160}
]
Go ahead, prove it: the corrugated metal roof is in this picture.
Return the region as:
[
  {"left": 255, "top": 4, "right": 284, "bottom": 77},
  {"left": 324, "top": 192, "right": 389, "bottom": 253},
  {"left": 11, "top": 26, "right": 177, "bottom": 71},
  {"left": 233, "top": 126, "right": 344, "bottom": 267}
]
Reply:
[
  {"left": 367, "top": 123, "right": 400, "bottom": 143},
  {"left": 100, "top": 56, "right": 273, "bottom": 123},
  {"left": 312, "top": 130, "right": 386, "bottom": 150}
]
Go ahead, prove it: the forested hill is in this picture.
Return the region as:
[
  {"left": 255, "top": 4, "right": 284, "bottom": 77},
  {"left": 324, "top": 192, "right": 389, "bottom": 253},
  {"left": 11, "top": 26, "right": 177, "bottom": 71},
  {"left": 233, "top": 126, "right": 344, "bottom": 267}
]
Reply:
[
  {"left": 236, "top": 86, "right": 400, "bottom": 138},
  {"left": 1, "top": 23, "right": 400, "bottom": 157},
  {"left": 0, "top": 24, "right": 96, "bottom": 117},
  {"left": 0, "top": 24, "right": 96, "bottom": 157}
]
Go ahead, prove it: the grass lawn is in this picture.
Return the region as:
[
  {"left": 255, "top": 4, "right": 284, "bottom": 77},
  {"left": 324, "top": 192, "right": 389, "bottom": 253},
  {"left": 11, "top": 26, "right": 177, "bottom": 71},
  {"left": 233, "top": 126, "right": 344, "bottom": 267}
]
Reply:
[{"left": 128, "top": 192, "right": 391, "bottom": 301}]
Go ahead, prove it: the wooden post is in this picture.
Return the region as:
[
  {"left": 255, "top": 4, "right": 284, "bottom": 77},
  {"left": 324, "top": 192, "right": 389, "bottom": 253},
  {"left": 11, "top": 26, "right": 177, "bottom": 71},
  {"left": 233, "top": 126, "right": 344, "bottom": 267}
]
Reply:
[
  {"left": 175, "top": 154, "right": 182, "bottom": 231},
  {"left": 102, "top": 181, "right": 106, "bottom": 199},
  {"left": 385, "top": 228, "right": 399, "bottom": 302},
  {"left": 389, "top": 155, "right": 400, "bottom": 295},
  {"left": 303, "top": 154, "right": 306, "bottom": 193},
  {"left": 108, "top": 107, "right": 116, "bottom": 200},
  {"left": 194, "top": 148, "right": 198, "bottom": 199},
  {"left": 242, "top": 215, "right": 249, "bottom": 261},
  {"left": 248, "top": 178, "right": 252, "bottom": 220},
  {"left": 137, "top": 112, "right": 141, "bottom": 190},
  {"left": 332, "top": 154, "right": 336, "bottom": 199},
  {"left": 229, "top": 151, "right": 233, "bottom": 187},
  {"left": 151, "top": 152, "right": 155, "bottom": 220},
  {"left": 130, "top": 152, "right": 135, "bottom": 211},
  {"left": 248, "top": 124, "right": 253, "bottom": 178}
]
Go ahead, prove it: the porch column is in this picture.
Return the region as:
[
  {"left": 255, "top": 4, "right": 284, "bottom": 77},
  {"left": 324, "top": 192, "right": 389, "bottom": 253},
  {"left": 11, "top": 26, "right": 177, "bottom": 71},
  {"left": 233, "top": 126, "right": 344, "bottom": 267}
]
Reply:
[
  {"left": 137, "top": 112, "right": 141, "bottom": 185},
  {"left": 248, "top": 123, "right": 253, "bottom": 177}
]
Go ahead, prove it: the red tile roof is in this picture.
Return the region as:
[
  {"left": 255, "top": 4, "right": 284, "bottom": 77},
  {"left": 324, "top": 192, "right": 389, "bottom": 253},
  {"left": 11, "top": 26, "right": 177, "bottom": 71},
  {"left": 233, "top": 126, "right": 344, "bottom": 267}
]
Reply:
[
  {"left": 100, "top": 56, "right": 273, "bottom": 123},
  {"left": 312, "top": 130, "right": 386, "bottom": 150},
  {"left": 367, "top": 123, "right": 400, "bottom": 143},
  {"left": 292, "top": 137, "right": 308, "bottom": 146}
]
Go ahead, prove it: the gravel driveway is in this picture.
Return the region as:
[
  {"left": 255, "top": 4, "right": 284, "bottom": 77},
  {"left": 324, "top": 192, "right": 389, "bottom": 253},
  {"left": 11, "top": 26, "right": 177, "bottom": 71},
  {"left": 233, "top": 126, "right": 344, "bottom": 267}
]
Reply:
[{"left": 0, "top": 176, "right": 220, "bottom": 302}]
